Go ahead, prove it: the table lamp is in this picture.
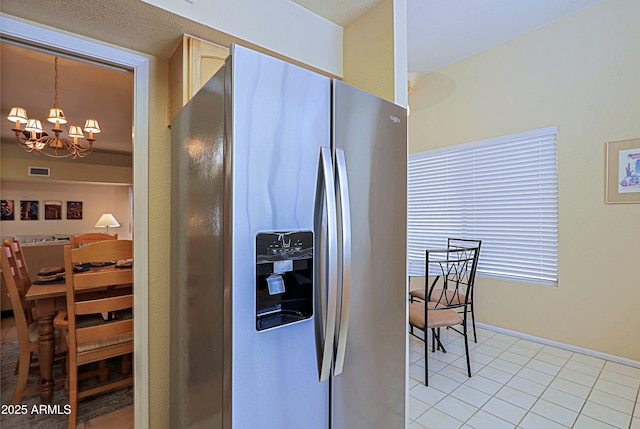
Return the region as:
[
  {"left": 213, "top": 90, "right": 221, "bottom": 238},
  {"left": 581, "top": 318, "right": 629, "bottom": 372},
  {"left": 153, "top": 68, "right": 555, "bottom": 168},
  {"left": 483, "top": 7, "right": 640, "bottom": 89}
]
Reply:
[{"left": 94, "top": 213, "right": 120, "bottom": 234}]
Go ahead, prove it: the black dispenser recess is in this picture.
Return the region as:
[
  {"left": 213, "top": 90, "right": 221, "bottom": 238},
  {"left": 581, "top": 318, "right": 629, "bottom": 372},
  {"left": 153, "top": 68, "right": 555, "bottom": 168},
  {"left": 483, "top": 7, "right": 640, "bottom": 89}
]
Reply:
[{"left": 255, "top": 231, "right": 313, "bottom": 331}]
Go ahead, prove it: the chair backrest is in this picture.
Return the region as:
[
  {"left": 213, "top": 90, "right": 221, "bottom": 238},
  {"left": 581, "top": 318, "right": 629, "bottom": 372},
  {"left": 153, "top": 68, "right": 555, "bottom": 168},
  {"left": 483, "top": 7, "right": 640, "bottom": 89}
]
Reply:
[
  {"left": 447, "top": 238, "right": 481, "bottom": 298},
  {"left": 69, "top": 233, "right": 118, "bottom": 248},
  {"left": 1, "top": 244, "right": 33, "bottom": 342},
  {"left": 2, "top": 239, "right": 31, "bottom": 292},
  {"left": 447, "top": 238, "right": 482, "bottom": 256},
  {"left": 64, "top": 240, "right": 133, "bottom": 355},
  {"left": 426, "top": 246, "right": 479, "bottom": 310}
]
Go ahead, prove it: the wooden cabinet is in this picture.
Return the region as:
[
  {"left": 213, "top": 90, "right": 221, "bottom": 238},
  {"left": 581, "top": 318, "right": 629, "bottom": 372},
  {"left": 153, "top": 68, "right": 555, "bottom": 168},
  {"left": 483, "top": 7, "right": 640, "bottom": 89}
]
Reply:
[{"left": 169, "top": 35, "right": 229, "bottom": 124}]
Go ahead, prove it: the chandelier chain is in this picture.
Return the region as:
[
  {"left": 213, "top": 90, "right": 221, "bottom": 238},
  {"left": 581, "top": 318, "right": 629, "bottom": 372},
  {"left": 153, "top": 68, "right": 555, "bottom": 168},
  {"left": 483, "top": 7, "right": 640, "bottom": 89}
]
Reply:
[{"left": 53, "top": 57, "right": 59, "bottom": 109}]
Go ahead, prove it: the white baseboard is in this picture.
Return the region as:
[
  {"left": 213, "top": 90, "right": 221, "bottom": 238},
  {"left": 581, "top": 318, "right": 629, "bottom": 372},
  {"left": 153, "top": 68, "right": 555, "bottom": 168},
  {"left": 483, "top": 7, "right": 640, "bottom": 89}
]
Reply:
[{"left": 476, "top": 322, "right": 640, "bottom": 370}]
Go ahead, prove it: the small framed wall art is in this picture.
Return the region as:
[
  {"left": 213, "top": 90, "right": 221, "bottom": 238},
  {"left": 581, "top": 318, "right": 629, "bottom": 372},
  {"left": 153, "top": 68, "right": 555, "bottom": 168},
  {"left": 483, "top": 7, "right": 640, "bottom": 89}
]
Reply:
[
  {"left": 44, "top": 200, "right": 63, "bottom": 220},
  {"left": 1, "top": 199, "right": 15, "bottom": 220},
  {"left": 67, "top": 201, "right": 83, "bottom": 219},
  {"left": 20, "top": 200, "right": 39, "bottom": 220},
  {"left": 605, "top": 138, "right": 640, "bottom": 204}
]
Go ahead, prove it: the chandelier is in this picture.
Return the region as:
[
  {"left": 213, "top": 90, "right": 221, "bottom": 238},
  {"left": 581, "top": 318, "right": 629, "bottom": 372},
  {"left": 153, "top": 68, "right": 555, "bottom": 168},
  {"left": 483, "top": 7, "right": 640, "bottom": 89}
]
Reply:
[{"left": 6, "top": 57, "right": 100, "bottom": 159}]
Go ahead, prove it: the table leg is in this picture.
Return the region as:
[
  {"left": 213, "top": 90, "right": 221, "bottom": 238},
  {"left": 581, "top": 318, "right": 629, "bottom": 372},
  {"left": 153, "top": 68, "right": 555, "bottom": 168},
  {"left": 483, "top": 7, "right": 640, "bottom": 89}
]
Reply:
[{"left": 35, "top": 301, "right": 56, "bottom": 404}]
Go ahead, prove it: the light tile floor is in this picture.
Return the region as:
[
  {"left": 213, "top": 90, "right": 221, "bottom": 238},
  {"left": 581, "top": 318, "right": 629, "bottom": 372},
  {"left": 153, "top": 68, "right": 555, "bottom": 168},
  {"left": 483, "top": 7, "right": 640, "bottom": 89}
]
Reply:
[{"left": 409, "top": 327, "right": 640, "bottom": 429}]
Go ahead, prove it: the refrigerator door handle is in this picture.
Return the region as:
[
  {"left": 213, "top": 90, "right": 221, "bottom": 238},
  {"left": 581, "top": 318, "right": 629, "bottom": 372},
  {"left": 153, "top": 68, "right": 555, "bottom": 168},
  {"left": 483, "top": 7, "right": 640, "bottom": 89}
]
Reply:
[
  {"left": 333, "top": 148, "right": 351, "bottom": 376},
  {"left": 315, "top": 146, "right": 339, "bottom": 382}
]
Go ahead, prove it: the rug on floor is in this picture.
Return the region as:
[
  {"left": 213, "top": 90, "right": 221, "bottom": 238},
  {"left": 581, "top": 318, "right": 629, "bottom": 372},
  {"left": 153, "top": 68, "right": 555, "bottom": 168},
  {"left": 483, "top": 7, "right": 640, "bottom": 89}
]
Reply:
[{"left": 1, "top": 338, "right": 133, "bottom": 428}]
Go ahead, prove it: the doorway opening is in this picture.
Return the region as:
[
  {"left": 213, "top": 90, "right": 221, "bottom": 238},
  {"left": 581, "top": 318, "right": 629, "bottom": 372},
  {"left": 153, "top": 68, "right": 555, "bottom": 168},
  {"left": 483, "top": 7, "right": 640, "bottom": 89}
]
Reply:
[{"left": 0, "top": 15, "right": 150, "bottom": 428}]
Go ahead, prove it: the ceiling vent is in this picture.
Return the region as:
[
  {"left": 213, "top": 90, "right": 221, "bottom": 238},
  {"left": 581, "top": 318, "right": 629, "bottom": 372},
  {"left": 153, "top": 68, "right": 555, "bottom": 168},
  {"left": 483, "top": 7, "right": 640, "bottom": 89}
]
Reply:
[{"left": 28, "top": 166, "right": 50, "bottom": 177}]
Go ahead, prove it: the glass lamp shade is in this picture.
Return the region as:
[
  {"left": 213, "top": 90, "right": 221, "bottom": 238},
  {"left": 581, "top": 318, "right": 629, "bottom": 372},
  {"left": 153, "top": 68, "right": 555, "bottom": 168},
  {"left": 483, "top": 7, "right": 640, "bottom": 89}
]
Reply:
[
  {"left": 8, "top": 107, "right": 28, "bottom": 124},
  {"left": 47, "top": 107, "right": 67, "bottom": 124},
  {"left": 84, "top": 119, "right": 101, "bottom": 134}
]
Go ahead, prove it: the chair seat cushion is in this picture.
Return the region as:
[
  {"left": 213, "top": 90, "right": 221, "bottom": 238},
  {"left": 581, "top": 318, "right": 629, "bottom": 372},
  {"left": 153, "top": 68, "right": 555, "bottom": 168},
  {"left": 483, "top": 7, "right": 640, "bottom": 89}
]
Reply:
[
  {"left": 409, "top": 302, "right": 463, "bottom": 330},
  {"left": 410, "top": 288, "right": 469, "bottom": 305},
  {"left": 65, "top": 315, "right": 133, "bottom": 353},
  {"left": 76, "top": 332, "right": 133, "bottom": 353}
]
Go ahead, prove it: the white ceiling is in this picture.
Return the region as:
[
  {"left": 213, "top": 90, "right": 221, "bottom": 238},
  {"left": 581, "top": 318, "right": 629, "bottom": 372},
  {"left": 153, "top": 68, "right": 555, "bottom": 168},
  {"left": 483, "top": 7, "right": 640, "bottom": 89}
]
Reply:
[
  {"left": 0, "top": 42, "right": 134, "bottom": 155},
  {"left": 406, "top": 0, "right": 604, "bottom": 74},
  {"left": 295, "top": 0, "right": 605, "bottom": 74},
  {"left": 1, "top": 0, "right": 606, "bottom": 156}
]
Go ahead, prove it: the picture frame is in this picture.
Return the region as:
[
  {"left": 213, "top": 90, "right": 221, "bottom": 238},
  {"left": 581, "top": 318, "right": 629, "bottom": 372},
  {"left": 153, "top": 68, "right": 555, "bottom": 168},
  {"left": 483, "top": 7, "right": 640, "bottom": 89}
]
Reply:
[
  {"left": 605, "top": 138, "right": 640, "bottom": 204},
  {"left": 67, "top": 201, "right": 83, "bottom": 220},
  {"left": 44, "top": 200, "right": 63, "bottom": 220},
  {"left": 20, "top": 200, "right": 39, "bottom": 220},
  {"left": 1, "top": 199, "right": 15, "bottom": 221}
]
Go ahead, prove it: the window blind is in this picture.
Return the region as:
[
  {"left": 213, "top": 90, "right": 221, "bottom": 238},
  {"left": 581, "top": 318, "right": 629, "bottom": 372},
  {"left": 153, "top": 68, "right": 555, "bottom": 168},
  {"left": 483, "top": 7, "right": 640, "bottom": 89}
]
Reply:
[{"left": 408, "top": 126, "right": 558, "bottom": 285}]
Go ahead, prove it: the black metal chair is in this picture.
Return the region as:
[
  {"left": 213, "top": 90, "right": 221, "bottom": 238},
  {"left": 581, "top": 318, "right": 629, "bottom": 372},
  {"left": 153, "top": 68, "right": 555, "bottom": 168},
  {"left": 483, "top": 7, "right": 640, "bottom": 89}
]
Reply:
[
  {"left": 408, "top": 246, "right": 479, "bottom": 386},
  {"left": 410, "top": 238, "right": 481, "bottom": 342}
]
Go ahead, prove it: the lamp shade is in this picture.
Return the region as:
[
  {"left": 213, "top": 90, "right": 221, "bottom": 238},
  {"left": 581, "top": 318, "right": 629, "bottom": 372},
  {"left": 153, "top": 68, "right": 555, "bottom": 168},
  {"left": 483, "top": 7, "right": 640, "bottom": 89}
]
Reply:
[
  {"left": 68, "top": 125, "right": 84, "bottom": 138},
  {"left": 84, "top": 119, "right": 101, "bottom": 133},
  {"left": 94, "top": 213, "right": 120, "bottom": 229},
  {"left": 47, "top": 107, "right": 67, "bottom": 124},
  {"left": 25, "top": 119, "right": 43, "bottom": 133},
  {"left": 7, "top": 107, "right": 28, "bottom": 124}
]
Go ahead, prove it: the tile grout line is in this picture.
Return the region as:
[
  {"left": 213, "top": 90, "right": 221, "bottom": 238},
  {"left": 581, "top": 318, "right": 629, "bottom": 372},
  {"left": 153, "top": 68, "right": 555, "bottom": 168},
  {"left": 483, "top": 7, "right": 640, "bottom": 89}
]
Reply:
[{"left": 409, "top": 327, "right": 640, "bottom": 429}]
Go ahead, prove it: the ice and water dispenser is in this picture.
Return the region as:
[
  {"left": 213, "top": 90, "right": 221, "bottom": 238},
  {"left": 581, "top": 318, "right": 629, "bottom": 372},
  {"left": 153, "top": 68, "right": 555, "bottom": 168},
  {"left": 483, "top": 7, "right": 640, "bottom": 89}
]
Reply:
[{"left": 255, "top": 231, "right": 313, "bottom": 331}]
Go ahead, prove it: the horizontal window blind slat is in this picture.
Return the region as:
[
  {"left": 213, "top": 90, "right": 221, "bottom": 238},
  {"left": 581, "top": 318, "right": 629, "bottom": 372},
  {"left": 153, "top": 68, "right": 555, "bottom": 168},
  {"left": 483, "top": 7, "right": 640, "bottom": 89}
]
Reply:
[{"left": 408, "top": 127, "right": 558, "bottom": 285}]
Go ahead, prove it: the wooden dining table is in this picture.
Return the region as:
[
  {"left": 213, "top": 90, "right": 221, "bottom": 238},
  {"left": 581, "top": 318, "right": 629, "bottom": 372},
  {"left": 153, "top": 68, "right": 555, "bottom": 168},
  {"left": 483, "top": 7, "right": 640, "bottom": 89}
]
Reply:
[{"left": 24, "top": 263, "right": 133, "bottom": 404}]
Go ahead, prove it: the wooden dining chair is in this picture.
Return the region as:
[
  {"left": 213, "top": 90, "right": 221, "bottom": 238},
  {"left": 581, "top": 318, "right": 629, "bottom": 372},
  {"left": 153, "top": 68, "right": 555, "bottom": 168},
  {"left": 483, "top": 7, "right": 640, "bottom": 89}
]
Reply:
[
  {"left": 410, "top": 238, "right": 481, "bottom": 341},
  {"left": 2, "top": 239, "right": 32, "bottom": 304},
  {"left": 69, "top": 232, "right": 118, "bottom": 248},
  {"left": 54, "top": 239, "right": 133, "bottom": 429},
  {"left": 409, "top": 246, "right": 478, "bottom": 386},
  {"left": 1, "top": 243, "right": 66, "bottom": 404}
]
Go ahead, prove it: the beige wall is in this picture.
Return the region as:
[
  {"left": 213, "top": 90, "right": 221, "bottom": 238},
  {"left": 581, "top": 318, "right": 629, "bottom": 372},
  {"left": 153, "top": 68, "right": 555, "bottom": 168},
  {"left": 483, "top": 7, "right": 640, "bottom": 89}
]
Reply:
[
  {"left": 343, "top": 0, "right": 408, "bottom": 105},
  {"left": 408, "top": 0, "right": 640, "bottom": 361},
  {"left": 145, "top": 56, "right": 172, "bottom": 429},
  {"left": 0, "top": 143, "right": 132, "bottom": 185},
  {"left": 1, "top": 2, "right": 406, "bottom": 427},
  {"left": 0, "top": 180, "right": 131, "bottom": 238},
  {"left": 142, "top": 0, "right": 343, "bottom": 76}
]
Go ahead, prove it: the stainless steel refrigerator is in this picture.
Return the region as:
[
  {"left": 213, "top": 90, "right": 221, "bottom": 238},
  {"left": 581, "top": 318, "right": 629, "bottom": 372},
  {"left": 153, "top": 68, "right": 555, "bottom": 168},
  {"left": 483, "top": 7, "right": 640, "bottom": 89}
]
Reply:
[{"left": 170, "top": 44, "right": 407, "bottom": 429}]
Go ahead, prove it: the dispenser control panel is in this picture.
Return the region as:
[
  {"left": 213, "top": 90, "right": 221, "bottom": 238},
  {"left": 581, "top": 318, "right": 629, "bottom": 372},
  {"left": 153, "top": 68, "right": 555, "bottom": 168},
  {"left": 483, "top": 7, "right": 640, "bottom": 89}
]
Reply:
[{"left": 255, "top": 231, "right": 313, "bottom": 331}]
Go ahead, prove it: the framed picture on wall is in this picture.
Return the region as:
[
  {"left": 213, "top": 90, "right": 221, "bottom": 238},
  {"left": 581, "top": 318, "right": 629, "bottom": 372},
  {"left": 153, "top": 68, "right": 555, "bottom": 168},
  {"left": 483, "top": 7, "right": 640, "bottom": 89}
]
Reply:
[
  {"left": 1, "top": 199, "right": 15, "bottom": 221},
  {"left": 44, "top": 200, "right": 63, "bottom": 220},
  {"left": 20, "top": 200, "right": 39, "bottom": 220},
  {"left": 606, "top": 138, "right": 640, "bottom": 204},
  {"left": 67, "top": 201, "right": 83, "bottom": 220}
]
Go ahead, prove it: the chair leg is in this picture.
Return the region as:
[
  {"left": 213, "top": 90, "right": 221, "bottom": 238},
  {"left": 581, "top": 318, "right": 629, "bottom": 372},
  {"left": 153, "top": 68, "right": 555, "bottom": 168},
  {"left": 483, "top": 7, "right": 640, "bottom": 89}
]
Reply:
[
  {"left": 11, "top": 350, "right": 31, "bottom": 405},
  {"left": 424, "top": 328, "right": 429, "bottom": 386},
  {"left": 431, "top": 328, "right": 435, "bottom": 354},
  {"left": 122, "top": 353, "right": 132, "bottom": 376},
  {"left": 470, "top": 304, "right": 477, "bottom": 343},
  {"left": 68, "top": 366, "right": 78, "bottom": 429},
  {"left": 432, "top": 328, "right": 447, "bottom": 353},
  {"left": 98, "top": 360, "right": 109, "bottom": 383},
  {"left": 463, "top": 324, "right": 472, "bottom": 378}
]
